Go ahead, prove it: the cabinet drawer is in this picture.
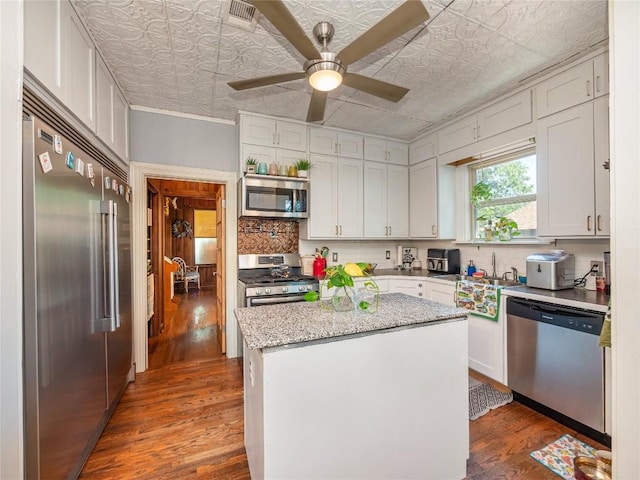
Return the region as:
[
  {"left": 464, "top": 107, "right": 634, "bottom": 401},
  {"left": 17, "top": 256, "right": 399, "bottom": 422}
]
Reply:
[{"left": 536, "top": 61, "right": 593, "bottom": 118}]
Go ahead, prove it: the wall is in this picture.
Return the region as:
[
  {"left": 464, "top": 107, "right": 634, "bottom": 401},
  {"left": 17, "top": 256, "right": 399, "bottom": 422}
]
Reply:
[
  {"left": 130, "top": 109, "right": 237, "bottom": 171},
  {"left": 0, "top": 1, "right": 24, "bottom": 478}
]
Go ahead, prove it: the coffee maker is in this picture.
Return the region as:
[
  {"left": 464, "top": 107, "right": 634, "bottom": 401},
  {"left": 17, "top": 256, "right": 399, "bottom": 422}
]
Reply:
[{"left": 402, "top": 247, "right": 418, "bottom": 270}]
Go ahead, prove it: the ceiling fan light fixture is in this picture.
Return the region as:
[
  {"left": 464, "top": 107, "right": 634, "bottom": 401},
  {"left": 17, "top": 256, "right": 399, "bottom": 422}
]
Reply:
[{"left": 305, "top": 52, "right": 345, "bottom": 92}]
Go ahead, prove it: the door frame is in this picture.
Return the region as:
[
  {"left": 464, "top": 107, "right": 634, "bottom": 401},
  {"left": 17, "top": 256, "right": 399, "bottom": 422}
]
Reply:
[{"left": 130, "top": 162, "right": 239, "bottom": 372}]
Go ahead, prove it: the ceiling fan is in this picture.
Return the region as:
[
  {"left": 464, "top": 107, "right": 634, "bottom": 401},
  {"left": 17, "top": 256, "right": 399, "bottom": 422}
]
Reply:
[{"left": 227, "top": 0, "right": 430, "bottom": 122}]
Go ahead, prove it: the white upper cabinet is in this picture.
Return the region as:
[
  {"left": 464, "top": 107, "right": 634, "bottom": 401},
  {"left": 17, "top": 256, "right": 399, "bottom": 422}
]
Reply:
[
  {"left": 409, "top": 133, "right": 437, "bottom": 165},
  {"left": 96, "top": 55, "right": 129, "bottom": 162},
  {"left": 241, "top": 144, "right": 276, "bottom": 167},
  {"left": 113, "top": 89, "right": 129, "bottom": 162},
  {"left": 409, "top": 159, "right": 438, "bottom": 238},
  {"left": 337, "top": 158, "right": 364, "bottom": 238},
  {"left": 594, "top": 95, "right": 610, "bottom": 235},
  {"left": 536, "top": 54, "right": 608, "bottom": 118},
  {"left": 364, "top": 137, "right": 408, "bottom": 165},
  {"left": 438, "top": 90, "right": 532, "bottom": 154},
  {"left": 363, "top": 162, "right": 409, "bottom": 238},
  {"left": 309, "top": 128, "right": 363, "bottom": 158},
  {"left": 537, "top": 102, "right": 601, "bottom": 236},
  {"left": 242, "top": 115, "right": 307, "bottom": 151}
]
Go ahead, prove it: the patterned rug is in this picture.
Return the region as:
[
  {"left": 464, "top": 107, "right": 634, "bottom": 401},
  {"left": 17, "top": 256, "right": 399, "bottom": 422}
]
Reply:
[
  {"left": 530, "top": 434, "right": 597, "bottom": 479},
  {"left": 468, "top": 379, "right": 513, "bottom": 420}
]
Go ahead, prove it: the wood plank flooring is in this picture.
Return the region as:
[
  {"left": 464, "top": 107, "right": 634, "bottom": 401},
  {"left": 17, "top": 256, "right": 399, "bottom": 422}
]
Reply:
[{"left": 81, "top": 294, "right": 608, "bottom": 479}]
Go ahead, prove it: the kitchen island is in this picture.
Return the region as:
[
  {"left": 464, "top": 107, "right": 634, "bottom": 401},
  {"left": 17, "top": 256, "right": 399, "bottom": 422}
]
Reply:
[{"left": 235, "top": 293, "right": 469, "bottom": 480}]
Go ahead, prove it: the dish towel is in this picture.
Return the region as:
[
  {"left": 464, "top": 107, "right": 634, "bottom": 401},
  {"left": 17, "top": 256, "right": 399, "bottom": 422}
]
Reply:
[
  {"left": 456, "top": 280, "right": 500, "bottom": 321},
  {"left": 599, "top": 300, "right": 611, "bottom": 348}
]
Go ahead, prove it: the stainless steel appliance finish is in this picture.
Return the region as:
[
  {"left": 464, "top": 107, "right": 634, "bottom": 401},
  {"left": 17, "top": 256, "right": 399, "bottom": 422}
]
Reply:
[
  {"left": 238, "top": 175, "right": 309, "bottom": 218},
  {"left": 507, "top": 297, "right": 605, "bottom": 434},
  {"left": 23, "top": 115, "right": 133, "bottom": 479},
  {"left": 526, "top": 251, "right": 575, "bottom": 290},
  {"left": 426, "top": 248, "right": 461, "bottom": 274}
]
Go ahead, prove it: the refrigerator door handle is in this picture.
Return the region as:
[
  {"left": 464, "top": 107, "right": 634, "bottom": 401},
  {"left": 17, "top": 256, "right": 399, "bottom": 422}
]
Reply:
[
  {"left": 100, "top": 200, "right": 117, "bottom": 332},
  {"left": 112, "top": 202, "right": 121, "bottom": 329}
]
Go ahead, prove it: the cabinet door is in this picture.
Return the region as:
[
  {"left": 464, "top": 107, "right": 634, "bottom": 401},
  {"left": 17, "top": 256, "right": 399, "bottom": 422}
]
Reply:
[
  {"left": 276, "top": 149, "right": 305, "bottom": 170},
  {"left": 536, "top": 61, "right": 593, "bottom": 118},
  {"left": 276, "top": 121, "right": 307, "bottom": 151},
  {"left": 593, "top": 53, "right": 609, "bottom": 98},
  {"left": 537, "top": 103, "right": 595, "bottom": 236},
  {"left": 309, "top": 128, "right": 337, "bottom": 155},
  {"left": 241, "top": 144, "right": 276, "bottom": 168},
  {"left": 388, "top": 279, "right": 424, "bottom": 298},
  {"left": 363, "top": 137, "right": 387, "bottom": 162},
  {"left": 386, "top": 141, "right": 409, "bottom": 165},
  {"left": 113, "top": 89, "right": 129, "bottom": 162},
  {"left": 424, "top": 280, "right": 456, "bottom": 306},
  {"left": 409, "top": 159, "right": 437, "bottom": 238},
  {"left": 594, "top": 95, "right": 610, "bottom": 236},
  {"left": 477, "top": 90, "right": 532, "bottom": 140},
  {"left": 337, "top": 158, "right": 363, "bottom": 238},
  {"left": 409, "top": 133, "right": 437, "bottom": 165},
  {"left": 438, "top": 115, "right": 477, "bottom": 154},
  {"left": 96, "top": 55, "right": 114, "bottom": 146},
  {"left": 387, "top": 165, "right": 409, "bottom": 237},
  {"left": 63, "top": 3, "right": 95, "bottom": 130},
  {"left": 468, "top": 315, "right": 504, "bottom": 382},
  {"left": 308, "top": 154, "right": 338, "bottom": 238},
  {"left": 338, "top": 132, "right": 364, "bottom": 159},
  {"left": 363, "top": 162, "right": 387, "bottom": 238},
  {"left": 24, "top": 0, "right": 64, "bottom": 99},
  {"left": 242, "top": 116, "right": 276, "bottom": 146}
]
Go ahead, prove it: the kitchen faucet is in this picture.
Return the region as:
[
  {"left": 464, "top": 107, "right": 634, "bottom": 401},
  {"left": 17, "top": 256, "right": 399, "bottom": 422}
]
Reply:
[
  {"left": 491, "top": 252, "right": 496, "bottom": 278},
  {"left": 501, "top": 266, "right": 519, "bottom": 281}
]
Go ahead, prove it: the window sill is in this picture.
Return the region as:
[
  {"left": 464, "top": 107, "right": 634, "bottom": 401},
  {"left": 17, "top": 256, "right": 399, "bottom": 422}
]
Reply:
[{"left": 453, "top": 238, "right": 555, "bottom": 246}]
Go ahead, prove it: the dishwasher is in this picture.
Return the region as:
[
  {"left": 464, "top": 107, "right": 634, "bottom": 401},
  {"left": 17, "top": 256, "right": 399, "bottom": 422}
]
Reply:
[{"left": 506, "top": 297, "right": 606, "bottom": 440}]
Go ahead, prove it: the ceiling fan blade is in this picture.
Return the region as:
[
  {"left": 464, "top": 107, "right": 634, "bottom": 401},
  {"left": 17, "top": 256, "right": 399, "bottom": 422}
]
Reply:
[
  {"left": 254, "top": 0, "right": 320, "bottom": 60},
  {"left": 342, "top": 73, "right": 409, "bottom": 102},
  {"left": 306, "top": 90, "right": 328, "bottom": 122},
  {"left": 338, "top": 1, "right": 429, "bottom": 65},
  {"left": 228, "top": 72, "right": 305, "bottom": 91}
]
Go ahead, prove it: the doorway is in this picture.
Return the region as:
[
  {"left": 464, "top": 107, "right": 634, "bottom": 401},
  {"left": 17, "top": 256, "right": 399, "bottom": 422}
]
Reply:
[
  {"left": 129, "top": 162, "right": 238, "bottom": 373},
  {"left": 146, "top": 179, "right": 225, "bottom": 369}
]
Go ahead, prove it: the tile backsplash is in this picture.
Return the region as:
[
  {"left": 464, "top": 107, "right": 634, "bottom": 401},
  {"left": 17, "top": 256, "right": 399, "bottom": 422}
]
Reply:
[{"left": 238, "top": 219, "right": 299, "bottom": 254}]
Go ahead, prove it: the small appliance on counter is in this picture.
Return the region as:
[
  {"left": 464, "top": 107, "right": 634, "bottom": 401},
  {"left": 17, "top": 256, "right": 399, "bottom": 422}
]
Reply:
[
  {"left": 526, "top": 251, "right": 575, "bottom": 290},
  {"left": 401, "top": 247, "right": 418, "bottom": 269},
  {"left": 426, "top": 248, "right": 461, "bottom": 274}
]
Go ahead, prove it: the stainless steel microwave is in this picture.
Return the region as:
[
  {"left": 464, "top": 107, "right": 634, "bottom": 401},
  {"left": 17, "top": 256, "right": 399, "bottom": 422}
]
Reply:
[{"left": 238, "top": 176, "right": 309, "bottom": 218}]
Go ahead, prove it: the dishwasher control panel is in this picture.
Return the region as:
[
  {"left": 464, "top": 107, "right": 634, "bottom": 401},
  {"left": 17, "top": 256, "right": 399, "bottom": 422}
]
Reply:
[{"left": 507, "top": 298, "right": 603, "bottom": 335}]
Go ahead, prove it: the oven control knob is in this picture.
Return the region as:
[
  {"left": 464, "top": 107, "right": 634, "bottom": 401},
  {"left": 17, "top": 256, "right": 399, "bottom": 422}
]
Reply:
[
  {"left": 306, "top": 285, "right": 312, "bottom": 291},
  {"left": 256, "top": 289, "right": 262, "bottom": 295},
  {"left": 265, "top": 288, "right": 271, "bottom": 294},
  {"left": 282, "top": 287, "right": 289, "bottom": 293},
  {"left": 298, "top": 285, "right": 305, "bottom": 291}
]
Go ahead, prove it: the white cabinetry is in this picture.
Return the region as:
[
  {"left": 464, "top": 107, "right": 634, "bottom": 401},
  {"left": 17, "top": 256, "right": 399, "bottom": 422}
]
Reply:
[
  {"left": 241, "top": 115, "right": 307, "bottom": 151},
  {"left": 309, "top": 128, "right": 363, "bottom": 158},
  {"left": 468, "top": 309, "right": 505, "bottom": 383},
  {"left": 409, "top": 133, "right": 437, "bottom": 165},
  {"left": 409, "top": 159, "right": 456, "bottom": 239},
  {"left": 96, "top": 55, "right": 129, "bottom": 162},
  {"left": 438, "top": 90, "right": 532, "bottom": 154},
  {"left": 302, "top": 154, "right": 363, "bottom": 238},
  {"left": 388, "top": 279, "right": 425, "bottom": 298},
  {"left": 536, "top": 53, "right": 609, "bottom": 118},
  {"left": 24, "top": 0, "right": 96, "bottom": 130},
  {"left": 364, "top": 137, "right": 409, "bottom": 165},
  {"left": 593, "top": 95, "right": 610, "bottom": 235},
  {"left": 537, "top": 100, "right": 609, "bottom": 236},
  {"left": 423, "top": 279, "right": 456, "bottom": 306},
  {"left": 363, "top": 162, "right": 409, "bottom": 238}
]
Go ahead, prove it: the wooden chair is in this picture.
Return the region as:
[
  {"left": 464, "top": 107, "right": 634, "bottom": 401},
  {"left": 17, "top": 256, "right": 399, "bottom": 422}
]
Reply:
[{"left": 172, "top": 256, "right": 200, "bottom": 292}]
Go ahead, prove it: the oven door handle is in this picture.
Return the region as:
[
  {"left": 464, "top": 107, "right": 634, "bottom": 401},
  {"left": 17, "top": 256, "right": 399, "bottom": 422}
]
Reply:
[{"left": 248, "top": 295, "right": 308, "bottom": 306}]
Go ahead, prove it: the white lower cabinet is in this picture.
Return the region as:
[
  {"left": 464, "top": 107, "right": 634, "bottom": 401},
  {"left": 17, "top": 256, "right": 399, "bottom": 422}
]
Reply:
[
  {"left": 423, "top": 279, "right": 456, "bottom": 306},
  {"left": 388, "top": 279, "right": 424, "bottom": 298},
  {"left": 363, "top": 162, "right": 408, "bottom": 238}
]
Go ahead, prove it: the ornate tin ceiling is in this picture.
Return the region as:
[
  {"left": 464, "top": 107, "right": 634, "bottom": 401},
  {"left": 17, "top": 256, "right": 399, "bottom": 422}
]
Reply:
[{"left": 72, "top": 0, "right": 608, "bottom": 140}]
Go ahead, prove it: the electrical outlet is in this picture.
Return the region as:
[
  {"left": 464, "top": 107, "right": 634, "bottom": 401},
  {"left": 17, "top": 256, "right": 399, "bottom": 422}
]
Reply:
[
  {"left": 332, "top": 252, "right": 338, "bottom": 262},
  {"left": 385, "top": 250, "right": 391, "bottom": 259},
  {"left": 591, "top": 261, "right": 603, "bottom": 276}
]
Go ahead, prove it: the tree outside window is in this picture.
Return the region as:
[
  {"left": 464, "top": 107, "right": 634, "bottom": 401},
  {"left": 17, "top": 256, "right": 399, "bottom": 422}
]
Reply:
[{"left": 471, "top": 150, "right": 537, "bottom": 240}]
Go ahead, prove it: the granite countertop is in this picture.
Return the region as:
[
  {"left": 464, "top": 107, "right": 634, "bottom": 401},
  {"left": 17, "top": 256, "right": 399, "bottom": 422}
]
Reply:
[
  {"left": 371, "top": 268, "right": 443, "bottom": 278},
  {"left": 500, "top": 285, "right": 610, "bottom": 312},
  {"left": 235, "top": 293, "right": 467, "bottom": 350}
]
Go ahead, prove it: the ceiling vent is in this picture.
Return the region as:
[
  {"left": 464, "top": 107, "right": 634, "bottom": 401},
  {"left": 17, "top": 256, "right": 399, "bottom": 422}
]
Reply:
[{"left": 223, "top": 0, "right": 259, "bottom": 32}]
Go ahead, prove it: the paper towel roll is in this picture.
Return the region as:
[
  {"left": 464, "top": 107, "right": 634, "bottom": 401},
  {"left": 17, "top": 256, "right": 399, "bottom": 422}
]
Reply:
[{"left": 397, "top": 246, "right": 403, "bottom": 267}]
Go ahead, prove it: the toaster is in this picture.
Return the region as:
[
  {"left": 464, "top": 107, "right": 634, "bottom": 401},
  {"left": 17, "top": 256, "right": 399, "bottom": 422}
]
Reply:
[
  {"left": 526, "top": 251, "right": 575, "bottom": 290},
  {"left": 427, "top": 248, "right": 461, "bottom": 274}
]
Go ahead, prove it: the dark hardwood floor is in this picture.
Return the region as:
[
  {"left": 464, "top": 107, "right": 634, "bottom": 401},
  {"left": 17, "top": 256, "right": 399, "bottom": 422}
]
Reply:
[{"left": 81, "top": 295, "right": 608, "bottom": 479}]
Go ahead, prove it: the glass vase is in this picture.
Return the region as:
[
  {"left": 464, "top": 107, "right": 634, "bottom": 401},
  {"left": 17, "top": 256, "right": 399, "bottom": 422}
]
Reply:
[{"left": 331, "top": 286, "right": 356, "bottom": 312}]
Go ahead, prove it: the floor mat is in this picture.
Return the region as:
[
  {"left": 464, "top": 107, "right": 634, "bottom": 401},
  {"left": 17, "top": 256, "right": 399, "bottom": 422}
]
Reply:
[
  {"left": 468, "top": 380, "right": 513, "bottom": 420},
  {"left": 530, "top": 434, "right": 597, "bottom": 479}
]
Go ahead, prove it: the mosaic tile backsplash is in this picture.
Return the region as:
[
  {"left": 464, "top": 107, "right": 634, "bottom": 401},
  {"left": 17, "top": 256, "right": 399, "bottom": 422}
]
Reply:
[{"left": 238, "top": 219, "right": 299, "bottom": 254}]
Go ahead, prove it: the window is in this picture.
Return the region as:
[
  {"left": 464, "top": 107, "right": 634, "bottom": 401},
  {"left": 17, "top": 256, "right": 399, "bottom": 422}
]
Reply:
[
  {"left": 194, "top": 209, "right": 217, "bottom": 264},
  {"left": 470, "top": 149, "right": 537, "bottom": 240}
]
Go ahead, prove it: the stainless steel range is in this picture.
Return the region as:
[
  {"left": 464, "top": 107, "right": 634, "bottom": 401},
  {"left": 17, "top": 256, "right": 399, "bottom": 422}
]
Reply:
[{"left": 237, "top": 253, "right": 320, "bottom": 307}]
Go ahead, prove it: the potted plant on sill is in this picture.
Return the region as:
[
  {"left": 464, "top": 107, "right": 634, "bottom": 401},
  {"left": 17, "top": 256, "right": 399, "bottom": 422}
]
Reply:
[
  {"left": 246, "top": 157, "right": 257, "bottom": 174},
  {"left": 295, "top": 159, "right": 312, "bottom": 178},
  {"left": 471, "top": 181, "right": 520, "bottom": 241}
]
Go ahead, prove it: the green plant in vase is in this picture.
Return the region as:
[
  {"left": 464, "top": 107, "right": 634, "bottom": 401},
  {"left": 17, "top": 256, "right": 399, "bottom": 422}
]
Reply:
[
  {"left": 470, "top": 181, "right": 520, "bottom": 241},
  {"left": 304, "top": 262, "right": 379, "bottom": 312},
  {"left": 295, "top": 159, "right": 312, "bottom": 178},
  {"left": 495, "top": 217, "right": 520, "bottom": 241},
  {"left": 246, "top": 157, "right": 257, "bottom": 174}
]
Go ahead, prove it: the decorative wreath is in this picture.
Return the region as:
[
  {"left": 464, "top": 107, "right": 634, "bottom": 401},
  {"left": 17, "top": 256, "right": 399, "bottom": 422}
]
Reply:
[{"left": 172, "top": 219, "right": 193, "bottom": 238}]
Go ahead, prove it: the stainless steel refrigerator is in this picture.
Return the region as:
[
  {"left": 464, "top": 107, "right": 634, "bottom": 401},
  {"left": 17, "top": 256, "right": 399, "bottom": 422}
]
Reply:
[{"left": 22, "top": 115, "right": 134, "bottom": 479}]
